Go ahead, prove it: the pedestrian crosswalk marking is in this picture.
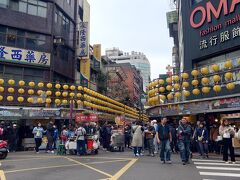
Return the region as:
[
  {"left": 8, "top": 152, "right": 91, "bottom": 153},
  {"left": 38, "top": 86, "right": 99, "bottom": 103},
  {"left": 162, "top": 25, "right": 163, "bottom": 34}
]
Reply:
[
  {"left": 192, "top": 159, "right": 225, "bottom": 163},
  {"left": 194, "top": 162, "right": 240, "bottom": 166},
  {"left": 196, "top": 166, "right": 240, "bottom": 171},
  {"left": 199, "top": 172, "right": 240, "bottom": 177}
]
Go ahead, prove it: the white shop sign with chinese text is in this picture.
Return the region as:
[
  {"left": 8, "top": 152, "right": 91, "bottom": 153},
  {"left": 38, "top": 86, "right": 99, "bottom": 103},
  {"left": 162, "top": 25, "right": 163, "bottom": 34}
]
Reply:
[
  {"left": 0, "top": 45, "right": 51, "bottom": 66},
  {"left": 78, "top": 22, "right": 89, "bottom": 58}
]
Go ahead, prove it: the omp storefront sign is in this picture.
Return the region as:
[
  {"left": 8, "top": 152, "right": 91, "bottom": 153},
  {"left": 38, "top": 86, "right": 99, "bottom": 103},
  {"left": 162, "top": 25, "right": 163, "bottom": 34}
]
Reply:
[
  {"left": 190, "top": 0, "right": 240, "bottom": 29},
  {"left": 0, "top": 45, "right": 50, "bottom": 66}
]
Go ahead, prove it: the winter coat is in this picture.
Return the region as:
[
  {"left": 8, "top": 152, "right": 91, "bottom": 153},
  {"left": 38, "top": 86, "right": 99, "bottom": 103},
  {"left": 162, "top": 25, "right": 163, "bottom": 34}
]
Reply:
[
  {"left": 196, "top": 127, "right": 209, "bottom": 142},
  {"left": 177, "top": 123, "right": 192, "bottom": 142},
  {"left": 131, "top": 125, "right": 143, "bottom": 147}
]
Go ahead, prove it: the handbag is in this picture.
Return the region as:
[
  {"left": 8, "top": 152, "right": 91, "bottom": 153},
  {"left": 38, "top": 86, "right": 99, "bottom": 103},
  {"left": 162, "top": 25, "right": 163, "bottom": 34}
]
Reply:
[
  {"left": 198, "top": 130, "right": 204, "bottom": 141},
  {"left": 232, "top": 137, "right": 240, "bottom": 148}
]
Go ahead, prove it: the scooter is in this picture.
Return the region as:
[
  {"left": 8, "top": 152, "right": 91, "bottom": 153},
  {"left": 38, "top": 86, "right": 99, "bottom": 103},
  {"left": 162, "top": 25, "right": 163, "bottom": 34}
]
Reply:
[{"left": 0, "top": 140, "right": 8, "bottom": 159}]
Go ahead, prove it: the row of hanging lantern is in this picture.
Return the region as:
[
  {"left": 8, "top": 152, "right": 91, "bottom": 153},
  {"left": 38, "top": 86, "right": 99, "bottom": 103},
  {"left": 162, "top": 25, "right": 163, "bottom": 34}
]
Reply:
[
  {"left": 0, "top": 79, "right": 142, "bottom": 119},
  {"left": 147, "top": 59, "right": 240, "bottom": 106}
]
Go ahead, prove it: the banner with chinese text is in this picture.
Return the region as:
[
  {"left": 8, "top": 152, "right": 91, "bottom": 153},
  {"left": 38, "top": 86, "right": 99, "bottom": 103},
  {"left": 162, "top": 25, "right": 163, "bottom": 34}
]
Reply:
[
  {"left": 78, "top": 22, "right": 89, "bottom": 58},
  {"left": 0, "top": 45, "right": 50, "bottom": 66},
  {"left": 80, "top": 58, "right": 90, "bottom": 87},
  {"left": 93, "top": 44, "right": 101, "bottom": 62}
]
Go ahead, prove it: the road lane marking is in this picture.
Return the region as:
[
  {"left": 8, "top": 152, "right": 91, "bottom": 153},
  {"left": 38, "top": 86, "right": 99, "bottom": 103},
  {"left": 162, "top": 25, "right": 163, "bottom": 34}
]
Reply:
[
  {"left": 192, "top": 159, "right": 227, "bottom": 163},
  {"left": 87, "top": 159, "right": 129, "bottom": 165},
  {"left": 196, "top": 166, "right": 240, "bottom": 171},
  {"left": 70, "top": 156, "right": 133, "bottom": 160},
  {"left": 200, "top": 172, "right": 240, "bottom": 177},
  {"left": 1, "top": 156, "right": 61, "bottom": 162},
  {"left": 65, "top": 157, "right": 113, "bottom": 178},
  {"left": 194, "top": 162, "right": 240, "bottom": 166},
  {"left": 4, "top": 164, "right": 80, "bottom": 174},
  {"left": 109, "top": 158, "right": 138, "bottom": 180},
  {"left": 0, "top": 170, "right": 6, "bottom": 180}
]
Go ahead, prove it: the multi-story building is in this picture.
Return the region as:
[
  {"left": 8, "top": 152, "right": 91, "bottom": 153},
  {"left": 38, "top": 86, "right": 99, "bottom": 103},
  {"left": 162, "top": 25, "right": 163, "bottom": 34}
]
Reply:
[
  {"left": 104, "top": 62, "right": 143, "bottom": 108},
  {"left": 106, "top": 48, "right": 150, "bottom": 92}
]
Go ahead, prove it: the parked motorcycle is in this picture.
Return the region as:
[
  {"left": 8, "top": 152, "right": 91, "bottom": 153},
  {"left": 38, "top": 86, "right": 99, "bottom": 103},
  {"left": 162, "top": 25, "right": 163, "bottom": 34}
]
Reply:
[{"left": 0, "top": 140, "right": 8, "bottom": 159}]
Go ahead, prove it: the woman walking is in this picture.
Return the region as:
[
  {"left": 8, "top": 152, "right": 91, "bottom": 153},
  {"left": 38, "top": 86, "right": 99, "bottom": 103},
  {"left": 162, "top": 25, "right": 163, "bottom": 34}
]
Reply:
[
  {"left": 219, "top": 119, "right": 236, "bottom": 163},
  {"left": 32, "top": 123, "right": 44, "bottom": 153},
  {"left": 196, "top": 122, "right": 209, "bottom": 158},
  {"left": 132, "top": 122, "right": 144, "bottom": 157}
]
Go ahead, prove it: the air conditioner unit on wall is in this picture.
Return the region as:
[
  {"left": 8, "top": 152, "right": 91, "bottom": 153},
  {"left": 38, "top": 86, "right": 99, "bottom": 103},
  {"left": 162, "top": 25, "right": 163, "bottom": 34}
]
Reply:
[{"left": 53, "top": 36, "right": 65, "bottom": 45}]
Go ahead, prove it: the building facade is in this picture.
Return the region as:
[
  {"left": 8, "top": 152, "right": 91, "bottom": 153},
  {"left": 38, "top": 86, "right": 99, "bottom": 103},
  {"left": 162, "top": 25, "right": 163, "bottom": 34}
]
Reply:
[{"left": 106, "top": 48, "right": 150, "bottom": 92}]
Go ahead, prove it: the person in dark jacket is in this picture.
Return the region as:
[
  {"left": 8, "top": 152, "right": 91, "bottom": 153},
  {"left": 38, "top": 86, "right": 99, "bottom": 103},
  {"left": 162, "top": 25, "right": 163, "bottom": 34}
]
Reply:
[
  {"left": 53, "top": 125, "right": 59, "bottom": 149},
  {"left": 124, "top": 125, "right": 132, "bottom": 148},
  {"left": 196, "top": 122, "right": 209, "bottom": 158},
  {"left": 46, "top": 121, "right": 54, "bottom": 153},
  {"left": 101, "top": 124, "right": 111, "bottom": 151},
  {"left": 177, "top": 117, "right": 192, "bottom": 165}
]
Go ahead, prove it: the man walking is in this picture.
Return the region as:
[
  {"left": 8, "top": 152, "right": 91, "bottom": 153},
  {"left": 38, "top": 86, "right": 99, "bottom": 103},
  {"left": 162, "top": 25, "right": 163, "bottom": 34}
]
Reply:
[
  {"left": 76, "top": 123, "right": 86, "bottom": 155},
  {"left": 46, "top": 121, "right": 54, "bottom": 153},
  {"left": 177, "top": 117, "right": 192, "bottom": 165},
  {"left": 156, "top": 117, "right": 172, "bottom": 164}
]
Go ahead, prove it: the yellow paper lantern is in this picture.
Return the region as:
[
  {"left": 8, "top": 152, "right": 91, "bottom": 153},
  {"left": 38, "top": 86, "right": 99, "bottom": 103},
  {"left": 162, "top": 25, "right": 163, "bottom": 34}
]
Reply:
[
  {"left": 37, "top": 90, "right": 43, "bottom": 95},
  {"left": 159, "top": 95, "right": 166, "bottom": 101},
  {"left": 191, "top": 70, "right": 199, "bottom": 77},
  {"left": 8, "top": 79, "right": 15, "bottom": 85},
  {"left": 7, "top": 96, "right": 14, "bottom": 102},
  {"left": 17, "top": 97, "right": 24, "bottom": 103},
  {"left": 158, "top": 79, "right": 165, "bottom": 85},
  {"left": 201, "top": 77, "right": 209, "bottom": 85},
  {"left": 182, "top": 73, "right": 189, "bottom": 79},
  {"left": 69, "top": 92, "right": 75, "bottom": 97},
  {"left": 37, "top": 98, "right": 43, "bottom": 103},
  {"left": 167, "top": 93, "right": 173, "bottom": 100},
  {"left": 38, "top": 82, "right": 44, "bottom": 88},
  {"left": 192, "top": 88, "right": 200, "bottom": 95},
  {"left": 55, "top": 99, "right": 61, "bottom": 105},
  {"left": 28, "top": 81, "right": 35, "bottom": 87},
  {"left": 182, "top": 82, "right": 190, "bottom": 88},
  {"left": 46, "top": 98, "right": 52, "bottom": 104},
  {"left": 8, "top": 87, "right": 15, "bottom": 93},
  {"left": 27, "top": 97, "right": 33, "bottom": 103},
  {"left": 28, "top": 89, "right": 34, "bottom": 95},
  {"left": 46, "top": 90, "right": 52, "bottom": 96},
  {"left": 154, "top": 88, "right": 159, "bottom": 93},
  {"left": 202, "top": 87, "right": 210, "bottom": 94},
  {"left": 70, "top": 85, "right": 76, "bottom": 91},
  {"left": 77, "top": 100, "right": 82, "bottom": 105},
  {"left": 166, "top": 85, "right": 173, "bottom": 91},
  {"left": 201, "top": 67, "right": 209, "bottom": 75},
  {"left": 174, "top": 92, "right": 181, "bottom": 98},
  {"left": 173, "top": 75, "right": 180, "bottom": 82},
  {"left": 226, "top": 82, "right": 235, "bottom": 90},
  {"left": 62, "top": 92, "right": 68, "bottom": 97},
  {"left": 62, "top": 99, "right": 68, "bottom": 104},
  {"left": 183, "top": 90, "right": 190, "bottom": 97},
  {"left": 46, "top": 83, "right": 52, "bottom": 89},
  {"left": 212, "top": 64, "right": 220, "bottom": 72},
  {"left": 0, "top": 87, "right": 4, "bottom": 93},
  {"left": 0, "top": 95, "right": 3, "bottom": 101},
  {"left": 159, "top": 87, "right": 165, "bottom": 93},
  {"left": 213, "top": 75, "right": 221, "bottom": 82},
  {"left": 77, "top": 93, "right": 82, "bottom": 98},
  {"left": 17, "top": 88, "right": 24, "bottom": 94},
  {"left": 18, "top": 80, "right": 25, "bottom": 86},
  {"left": 55, "top": 91, "right": 61, "bottom": 97},
  {"left": 63, "top": 85, "right": 69, "bottom": 90},
  {"left": 174, "top": 83, "right": 180, "bottom": 90},
  {"left": 55, "top": 84, "right": 61, "bottom": 89},
  {"left": 0, "top": 79, "right": 4, "bottom": 85},
  {"left": 225, "top": 72, "right": 233, "bottom": 80},
  {"left": 224, "top": 60, "right": 232, "bottom": 69},
  {"left": 213, "top": 85, "right": 221, "bottom": 93},
  {"left": 166, "top": 77, "right": 172, "bottom": 84},
  {"left": 192, "top": 80, "right": 199, "bottom": 86}
]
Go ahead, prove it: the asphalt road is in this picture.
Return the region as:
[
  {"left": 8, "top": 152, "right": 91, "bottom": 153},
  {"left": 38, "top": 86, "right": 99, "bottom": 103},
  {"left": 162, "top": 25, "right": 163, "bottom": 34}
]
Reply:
[{"left": 0, "top": 150, "right": 240, "bottom": 180}]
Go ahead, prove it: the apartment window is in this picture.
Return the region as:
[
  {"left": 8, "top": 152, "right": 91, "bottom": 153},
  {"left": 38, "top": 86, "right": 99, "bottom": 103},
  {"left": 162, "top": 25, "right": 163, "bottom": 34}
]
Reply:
[
  {"left": 0, "top": 0, "right": 47, "bottom": 18},
  {"left": 55, "top": 8, "right": 71, "bottom": 33},
  {"left": 0, "top": 25, "right": 48, "bottom": 51}
]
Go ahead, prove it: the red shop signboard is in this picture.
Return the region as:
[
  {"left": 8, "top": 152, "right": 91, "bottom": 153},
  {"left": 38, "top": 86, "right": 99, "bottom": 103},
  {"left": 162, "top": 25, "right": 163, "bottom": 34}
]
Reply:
[{"left": 75, "top": 113, "right": 98, "bottom": 123}]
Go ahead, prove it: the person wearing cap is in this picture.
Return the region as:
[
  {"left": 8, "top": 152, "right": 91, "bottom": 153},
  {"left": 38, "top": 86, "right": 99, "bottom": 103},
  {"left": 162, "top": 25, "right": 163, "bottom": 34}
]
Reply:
[{"left": 177, "top": 117, "right": 192, "bottom": 165}]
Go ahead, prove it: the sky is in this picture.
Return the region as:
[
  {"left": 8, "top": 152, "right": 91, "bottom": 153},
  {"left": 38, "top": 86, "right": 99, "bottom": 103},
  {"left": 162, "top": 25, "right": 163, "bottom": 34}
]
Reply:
[{"left": 88, "top": 0, "right": 174, "bottom": 80}]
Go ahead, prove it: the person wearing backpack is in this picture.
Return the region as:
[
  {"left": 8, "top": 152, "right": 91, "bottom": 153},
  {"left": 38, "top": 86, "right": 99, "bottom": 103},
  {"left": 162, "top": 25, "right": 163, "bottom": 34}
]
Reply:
[
  {"left": 196, "top": 122, "right": 209, "bottom": 158},
  {"left": 76, "top": 123, "right": 86, "bottom": 155},
  {"left": 32, "top": 123, "right": 44, "bottom": 153}
]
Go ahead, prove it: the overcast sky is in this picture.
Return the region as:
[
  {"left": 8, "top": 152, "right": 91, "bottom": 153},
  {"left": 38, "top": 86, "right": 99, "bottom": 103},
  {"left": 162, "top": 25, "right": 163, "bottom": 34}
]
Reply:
[{"left": 88, "top": 0, "right": 174, "bottom": 80}]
